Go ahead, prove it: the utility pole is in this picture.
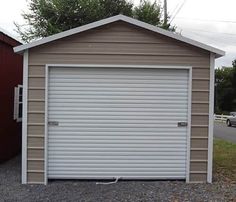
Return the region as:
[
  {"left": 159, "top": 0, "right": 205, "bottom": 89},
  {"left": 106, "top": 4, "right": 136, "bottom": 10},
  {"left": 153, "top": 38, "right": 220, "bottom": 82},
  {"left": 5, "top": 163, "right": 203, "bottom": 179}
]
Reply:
[{"left": 163, "top": 0, "right": 168, "bottom": 26}]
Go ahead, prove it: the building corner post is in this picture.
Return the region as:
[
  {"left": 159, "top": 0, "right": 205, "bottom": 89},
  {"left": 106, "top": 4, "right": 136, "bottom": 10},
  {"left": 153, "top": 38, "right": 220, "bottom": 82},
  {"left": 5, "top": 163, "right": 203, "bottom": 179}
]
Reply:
[
  {"left": 22, "top": 50, "right": 28, "bottom": 184},
  {"left": 207, "top": 53, "right": 215, "bottom": 183}
]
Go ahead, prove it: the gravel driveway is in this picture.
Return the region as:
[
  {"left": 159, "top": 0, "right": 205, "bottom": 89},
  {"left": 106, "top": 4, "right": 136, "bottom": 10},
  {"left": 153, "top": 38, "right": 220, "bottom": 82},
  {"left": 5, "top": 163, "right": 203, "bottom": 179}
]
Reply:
[{"left": 0, "top": 156, "right": 235, "bottom": 202}]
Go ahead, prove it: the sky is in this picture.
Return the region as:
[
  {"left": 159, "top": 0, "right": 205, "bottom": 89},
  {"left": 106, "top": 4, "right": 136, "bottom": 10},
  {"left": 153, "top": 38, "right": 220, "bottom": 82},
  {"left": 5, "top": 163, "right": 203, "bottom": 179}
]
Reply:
[{"left": 0, "top": 0, "right": 236, "bottom": 67}]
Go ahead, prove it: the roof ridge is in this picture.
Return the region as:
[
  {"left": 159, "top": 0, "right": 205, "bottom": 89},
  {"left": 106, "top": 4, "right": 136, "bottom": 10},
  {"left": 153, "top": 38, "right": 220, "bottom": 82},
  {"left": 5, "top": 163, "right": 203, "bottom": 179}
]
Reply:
[{"left": 13, "top": 14, "right": 225, "bottom": 58}]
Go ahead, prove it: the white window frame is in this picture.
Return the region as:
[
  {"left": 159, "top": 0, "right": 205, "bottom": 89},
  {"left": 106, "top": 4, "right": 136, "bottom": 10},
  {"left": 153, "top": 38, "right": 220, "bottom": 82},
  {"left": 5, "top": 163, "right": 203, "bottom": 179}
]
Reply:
[{"left": 14, "top": 84, "right": 23, "bottom": 122}]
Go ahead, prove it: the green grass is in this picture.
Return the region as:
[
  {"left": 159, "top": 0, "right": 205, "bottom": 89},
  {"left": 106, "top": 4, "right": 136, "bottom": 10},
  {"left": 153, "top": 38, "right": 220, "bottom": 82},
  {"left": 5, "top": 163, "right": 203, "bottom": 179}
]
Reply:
[{"left": 213, "top": 139, "right": 236, "bottom": 181}]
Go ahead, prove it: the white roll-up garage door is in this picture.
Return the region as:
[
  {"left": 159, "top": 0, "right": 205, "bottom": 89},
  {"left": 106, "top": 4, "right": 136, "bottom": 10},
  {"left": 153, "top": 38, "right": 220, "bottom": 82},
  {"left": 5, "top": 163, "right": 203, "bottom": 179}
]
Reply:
[{"left": 47, "top": 67, "right": 189, "bottom": 180}]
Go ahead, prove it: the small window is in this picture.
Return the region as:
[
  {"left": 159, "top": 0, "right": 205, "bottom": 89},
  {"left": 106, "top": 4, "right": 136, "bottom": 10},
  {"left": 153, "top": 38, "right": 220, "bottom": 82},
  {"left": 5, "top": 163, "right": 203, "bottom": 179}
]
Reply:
[{"left": 14, "top": 85, "right": 23, "bottom": 122}]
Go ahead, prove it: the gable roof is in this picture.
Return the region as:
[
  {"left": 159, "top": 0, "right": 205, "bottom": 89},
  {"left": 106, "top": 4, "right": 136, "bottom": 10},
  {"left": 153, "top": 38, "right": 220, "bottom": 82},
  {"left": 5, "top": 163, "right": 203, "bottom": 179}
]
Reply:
[
  {"left": 13, "top": 15, "right": 225, "bottom": 57},
  {"left": 0, "top": 27, "right": 22, "bottom": 46}
]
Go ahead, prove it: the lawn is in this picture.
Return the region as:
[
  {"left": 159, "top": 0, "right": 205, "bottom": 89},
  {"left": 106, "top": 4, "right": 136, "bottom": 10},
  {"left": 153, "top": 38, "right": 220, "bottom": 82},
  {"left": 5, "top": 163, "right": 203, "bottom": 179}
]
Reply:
[{"left": 213, "top": 139, "right": 236, "bottom": 182}]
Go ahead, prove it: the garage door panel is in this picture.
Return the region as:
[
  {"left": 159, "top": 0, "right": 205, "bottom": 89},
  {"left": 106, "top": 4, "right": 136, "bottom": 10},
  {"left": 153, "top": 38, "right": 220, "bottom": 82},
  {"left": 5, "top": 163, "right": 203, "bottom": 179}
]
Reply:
[
  {"left": 47, "top": 67, "right": 189, "bottom": 179},
  {"left": 50, "top": 67, "right": 187, "bottom": 75},
  {"left": 49, "top": 103, "right": 188, "bottom": 109},
  {"left": 49, "top": 95, "right": 188, "bottom": 101},
  {"left": 48, "top": 129, "right": 187, "bottom": 134},
  {"left": 48, "top": 173, "right": 186, "bottom": 179},
  {"left": 49, "top": 89, "right": 188, "bottom": 95},
  {"left": 48, "top": 123, "right": 187, "bottom": 128},
  {"left": 48, "top": 147, "right": 186, "bottom": 152},
  {"left": 50, "top": 70, "right": 188, "bottom": 76},
  {"left": 49, "top": 164, "right": 186, "bottom": 169},
  {"left": 49, "top": 82, "right": 189, "bottom": 87},
  {"left": 48, "top": 134, "right": 187, "bottom": 139},
  {"left": 48, "top": 119, "right": 187, "bottom": 123},
  {"left": 49, "top": 169, "right": 186, "bottom": 173},
  {"left": 49, "top": 87, "right": 187, "bottom": 93},
  {"left": 49, "top": 126, "right": 185, "bottom": 132},
  {"left": 48, "top": 100, "right": 188, "bottom": 105},
  {"left": 48, "top": 143, "right": 187, "bottom": 148},
  {"left": 48, "top": 107, "right": 188, "bottom": 112},
  {"left": 48, "top": 151, "right": 186, "bottom": 156},
  {"left": 49, "top": 111, "right": 188, "bottom": 116}
]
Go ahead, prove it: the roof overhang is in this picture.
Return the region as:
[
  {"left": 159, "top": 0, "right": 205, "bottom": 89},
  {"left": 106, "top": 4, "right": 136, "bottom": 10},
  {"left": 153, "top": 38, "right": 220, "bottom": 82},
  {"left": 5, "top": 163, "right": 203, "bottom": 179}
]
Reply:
[
  {"left": 0, "top": 27, "right": 22, "bottom": 46},
  {"left": 14, "top": 15, "right": 225, "bottom": 58}
]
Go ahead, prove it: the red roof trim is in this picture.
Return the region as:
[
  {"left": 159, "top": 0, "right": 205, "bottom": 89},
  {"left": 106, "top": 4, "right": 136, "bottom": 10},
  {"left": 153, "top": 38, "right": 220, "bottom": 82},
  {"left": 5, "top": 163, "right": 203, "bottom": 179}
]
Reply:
[{"left": 0, "top": 32, "right": 21, "bottom": 47}]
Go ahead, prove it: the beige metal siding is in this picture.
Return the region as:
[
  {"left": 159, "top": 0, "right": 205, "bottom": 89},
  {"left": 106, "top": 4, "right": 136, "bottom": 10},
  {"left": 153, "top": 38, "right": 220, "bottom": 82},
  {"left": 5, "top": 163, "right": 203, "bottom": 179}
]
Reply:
[
  {"left": 190, "top": 173, "right": 207, "bottom": 182},
  {"left": 190, "top": 162, "right": 207, "bottom": 171},
  {"left": 191, "top": 150, "right": 208, "bottom": 160},
  {"left": 28, "top": 149, "right": 44, "bottom": 159},
  {"left": 27, "top": 172, "right": 44, "bottom": 183},
  {"left": 26, "top": 21, "right": 210, "bottom": 183},
  {"left": 28, "top": 160, "right": 44, "bottom": 170}
]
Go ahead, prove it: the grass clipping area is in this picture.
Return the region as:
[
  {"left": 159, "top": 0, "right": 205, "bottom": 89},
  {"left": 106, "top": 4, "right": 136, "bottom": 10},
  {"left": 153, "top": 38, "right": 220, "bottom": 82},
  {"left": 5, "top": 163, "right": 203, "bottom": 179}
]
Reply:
[{"left": 214, "top": 139, "right": 236, "bottom": 182}]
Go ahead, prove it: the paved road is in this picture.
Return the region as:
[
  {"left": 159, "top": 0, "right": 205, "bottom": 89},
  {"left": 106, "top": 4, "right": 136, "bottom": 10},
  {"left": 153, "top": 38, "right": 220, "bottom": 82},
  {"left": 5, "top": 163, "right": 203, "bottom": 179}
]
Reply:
[{"left": 214, "top": 122, "right": 236, "bottom": 143}]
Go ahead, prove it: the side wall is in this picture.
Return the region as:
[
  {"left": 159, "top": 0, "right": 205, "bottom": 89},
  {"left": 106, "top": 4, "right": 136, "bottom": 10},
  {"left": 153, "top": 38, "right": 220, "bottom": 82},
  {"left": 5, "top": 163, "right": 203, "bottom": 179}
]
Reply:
[
  {"left": 0, "top": 40, "right": 23, "bottom": 162},
  {"left": 26, "top": 21, "right": 210, "bottom": 183}
]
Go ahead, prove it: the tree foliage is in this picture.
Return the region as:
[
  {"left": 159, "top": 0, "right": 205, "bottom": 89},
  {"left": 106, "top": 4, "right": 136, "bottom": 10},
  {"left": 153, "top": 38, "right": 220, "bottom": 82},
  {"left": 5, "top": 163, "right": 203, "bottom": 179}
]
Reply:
[
  {"left": 15, "top": 0, "right": 175, "bottom": 42},
  {"left": 133, "top": 0, "right": 174, "bottom": 31},
  {"left": 215, "top": 60, "right": 236, "bottom": 114}
]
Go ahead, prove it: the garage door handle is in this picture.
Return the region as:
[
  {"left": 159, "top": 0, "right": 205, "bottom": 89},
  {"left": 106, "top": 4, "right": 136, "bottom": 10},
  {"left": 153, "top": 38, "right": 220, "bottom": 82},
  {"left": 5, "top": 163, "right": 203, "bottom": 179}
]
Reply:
[
  {"left": 48, "top": 121, "right": 59, "bottom": 126},
  {"left": 177, "top": 122, "right": 188, "bottom": 127}
]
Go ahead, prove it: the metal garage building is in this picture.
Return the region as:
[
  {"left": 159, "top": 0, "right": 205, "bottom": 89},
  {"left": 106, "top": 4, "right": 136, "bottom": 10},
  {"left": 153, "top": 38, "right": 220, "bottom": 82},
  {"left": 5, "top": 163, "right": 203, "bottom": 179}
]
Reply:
[{"left": 14, "top": 15, "right": 225, "bottom": 184}]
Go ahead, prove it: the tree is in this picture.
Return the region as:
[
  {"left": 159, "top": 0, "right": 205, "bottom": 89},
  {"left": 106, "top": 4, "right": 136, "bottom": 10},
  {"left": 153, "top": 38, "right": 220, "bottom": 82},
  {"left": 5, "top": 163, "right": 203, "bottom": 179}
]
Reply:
[
  {"left": 232, "top": 59, "right": 236, "bottom": 67},
  {"left": 215, "top": 60, "right": 236, "bottom": 113},
  {"left": 15, "top": 0, "right": 174, "bottom": 42},
  {"left": 133, "top": 0, "right": 175, "bottom": 31},
  {"left": 100, "top": 0, "right": 133, "bottom": 17},
  {"left": 16, "top": 0, "right": 133, "bottom": 42}
]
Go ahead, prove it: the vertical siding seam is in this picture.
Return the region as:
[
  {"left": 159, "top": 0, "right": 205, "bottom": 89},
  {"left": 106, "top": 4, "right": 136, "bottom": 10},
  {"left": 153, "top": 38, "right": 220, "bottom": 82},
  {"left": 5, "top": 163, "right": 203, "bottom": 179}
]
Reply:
[
  {"left": 22, "top": 50, "right": 28, "bottom": 184},
  {"left": 207, "top": 53, "right": 215, "bottom": 183}
]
